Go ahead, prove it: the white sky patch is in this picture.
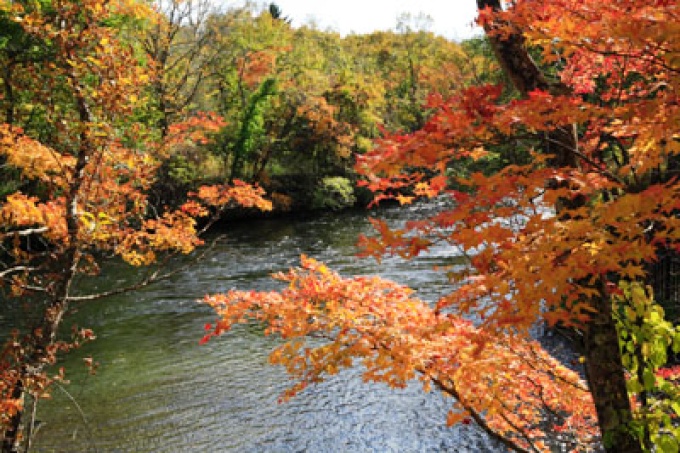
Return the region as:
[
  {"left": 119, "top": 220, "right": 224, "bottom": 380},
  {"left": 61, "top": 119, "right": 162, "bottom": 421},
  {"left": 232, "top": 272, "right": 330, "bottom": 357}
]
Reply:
[{"left": 230, "top": 0, "right": 482, "bottom": 40}]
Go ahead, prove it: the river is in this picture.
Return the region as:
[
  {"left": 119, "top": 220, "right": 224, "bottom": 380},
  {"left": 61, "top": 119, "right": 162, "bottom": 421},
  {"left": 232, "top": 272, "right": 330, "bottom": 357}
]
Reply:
[{"left": 28, "top": 201, "right": 502, "bottom": 452}]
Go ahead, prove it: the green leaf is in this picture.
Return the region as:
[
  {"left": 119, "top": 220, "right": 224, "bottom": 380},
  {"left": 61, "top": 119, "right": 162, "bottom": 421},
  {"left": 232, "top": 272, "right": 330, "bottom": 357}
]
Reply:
[
  {"left": 673, "top": 331, "right": 680, "bottom": 353},
  {"left": 643, "top": 368, "right": 656, "bottom": 390},
  {"left": 654, "top": 434, "right": 679, "bottom": 453},
  {"left": 650, "top": 347, "right": 667, "bottom": 368},
  {"left": 671, "top": 401, "right": 680, "bottom": 417},
  {"left": 626, "top": 377, "right": 643, "bottom": 393}
]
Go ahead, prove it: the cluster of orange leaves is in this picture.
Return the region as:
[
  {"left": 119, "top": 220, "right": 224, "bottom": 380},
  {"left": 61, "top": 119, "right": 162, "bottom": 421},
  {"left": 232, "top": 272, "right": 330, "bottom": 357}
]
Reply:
[
  {"left": 0, "top": 125, "right": 271, "bottom": 271},
  {"left": 0, "top": 125, "right": 191, "bottom": 267},
  {"left": 164, "top": 112, "right": 227, "bottom": 151},
  {"left": 189, "top": 181, "right": 272, "bottom": 211},
  {"left": 295, "top": 96, "right": 356, "bottom": 160},
  {"left": 202, "top": 256, "right": 599, "bottom": 450},
  {"left": 353, "top": 0, "right": 680, "bottom": 332},
  {"left": 238, "top": 49, "right": 285, "bottom": 89}
]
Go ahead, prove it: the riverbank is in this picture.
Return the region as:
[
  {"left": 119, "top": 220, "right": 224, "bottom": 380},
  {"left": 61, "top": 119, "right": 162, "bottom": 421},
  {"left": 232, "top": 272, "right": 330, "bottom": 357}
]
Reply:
[{"left": 206, "top": 173, "right": 382, "bottom": 224}]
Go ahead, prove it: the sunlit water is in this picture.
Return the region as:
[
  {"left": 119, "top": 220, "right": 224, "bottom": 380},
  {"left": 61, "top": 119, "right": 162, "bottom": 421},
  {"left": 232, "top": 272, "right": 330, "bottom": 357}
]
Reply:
[{"left": 20, "top": 202, "right": 503, "bottom": 452}]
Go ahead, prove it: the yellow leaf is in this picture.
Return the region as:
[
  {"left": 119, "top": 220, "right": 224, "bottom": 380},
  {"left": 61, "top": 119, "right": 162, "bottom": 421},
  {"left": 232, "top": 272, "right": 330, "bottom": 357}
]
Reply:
[{"left": 470, "top": 147, "right": 489, "bottom": 161}]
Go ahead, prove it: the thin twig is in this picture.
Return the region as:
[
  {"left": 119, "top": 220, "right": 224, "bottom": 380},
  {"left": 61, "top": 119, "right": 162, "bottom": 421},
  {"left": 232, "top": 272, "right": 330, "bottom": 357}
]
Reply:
[
  {"left": 52, "top": 382, "right": 99, "bottom": 453},
  {"left": 65, "top": 234, "right": 225, "bottom": 302},
  {"left": 2, "top": 227, "right": 49, "bottom": 238},
  {"left": 542, "top": 135, "right": 625, "bottom": 185},
  {"left": 0, "top": 266, "right": 37, "bottom": 279}
]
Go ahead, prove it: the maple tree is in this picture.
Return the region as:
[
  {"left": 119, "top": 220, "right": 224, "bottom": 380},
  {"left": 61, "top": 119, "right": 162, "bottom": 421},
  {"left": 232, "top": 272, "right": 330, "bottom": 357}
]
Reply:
[
  {"left": 202, "top": 1, "right": 680, "bottom": 452},
  {"left": 0, "top": 0, "right": 271, "bottom": 451}
]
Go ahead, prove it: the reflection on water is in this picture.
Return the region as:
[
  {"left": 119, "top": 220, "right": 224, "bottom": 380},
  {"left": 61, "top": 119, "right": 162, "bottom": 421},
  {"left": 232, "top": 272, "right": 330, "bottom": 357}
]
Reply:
[{"left": 27, "top": 202, "right": 501, "bottom": 452}]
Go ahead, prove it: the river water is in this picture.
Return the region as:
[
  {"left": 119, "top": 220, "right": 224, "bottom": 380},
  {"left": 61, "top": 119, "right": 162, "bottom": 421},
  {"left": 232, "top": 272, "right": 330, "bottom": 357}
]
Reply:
[{"left": 28, "top": 202, "right": 502, "bottom": 452}]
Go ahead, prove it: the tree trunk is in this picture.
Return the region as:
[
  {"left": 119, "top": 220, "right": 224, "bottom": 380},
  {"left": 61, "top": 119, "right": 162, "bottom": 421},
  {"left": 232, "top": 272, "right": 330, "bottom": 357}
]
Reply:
[
  {"left": 2, "top": 59, "right": 16, "bottom": 126},
  {"left": 476, "top": 1, "right": 642, "bottom": 451},
  {"left": 2, "top": 64, "right": 90, "bottom": 452},
  {"left": 1, "top": 383, "right": 23, "bottom": 453},
  {"left": 476, "top": 0, "right": 550, "bottom": 94},
  {"left": 582, "top": 284, "right": 642, "bottom": 452}
]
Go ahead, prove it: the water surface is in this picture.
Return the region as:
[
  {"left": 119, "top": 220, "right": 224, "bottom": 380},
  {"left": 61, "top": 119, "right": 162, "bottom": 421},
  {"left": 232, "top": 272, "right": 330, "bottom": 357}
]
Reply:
[{"left": 28, "top": 202, "right": 501, "bottom": 452}]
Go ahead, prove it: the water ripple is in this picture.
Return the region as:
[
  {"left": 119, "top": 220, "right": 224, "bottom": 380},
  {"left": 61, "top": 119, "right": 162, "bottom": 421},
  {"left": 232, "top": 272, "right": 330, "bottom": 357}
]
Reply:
[{"left": 31, "top": 203, "right": 501, "bottom": 452}]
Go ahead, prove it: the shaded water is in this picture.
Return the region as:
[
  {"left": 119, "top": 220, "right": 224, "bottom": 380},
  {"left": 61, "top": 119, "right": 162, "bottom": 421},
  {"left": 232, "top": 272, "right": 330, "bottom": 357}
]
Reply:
[{"left": 26, "top": 202, "right": 501, "bottom": 452}]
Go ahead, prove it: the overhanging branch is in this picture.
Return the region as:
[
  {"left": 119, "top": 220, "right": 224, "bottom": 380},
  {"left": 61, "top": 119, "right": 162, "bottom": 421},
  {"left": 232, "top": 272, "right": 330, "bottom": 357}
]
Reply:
[{"left": 65, "top": 235, "right": 225, "bottom": 302}]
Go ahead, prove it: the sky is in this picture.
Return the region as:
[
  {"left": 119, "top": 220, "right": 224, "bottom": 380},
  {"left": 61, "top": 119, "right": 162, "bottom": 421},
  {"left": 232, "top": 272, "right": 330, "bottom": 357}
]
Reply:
[{"left": 245, "top": 1, "right": 483, "bottom": 41}]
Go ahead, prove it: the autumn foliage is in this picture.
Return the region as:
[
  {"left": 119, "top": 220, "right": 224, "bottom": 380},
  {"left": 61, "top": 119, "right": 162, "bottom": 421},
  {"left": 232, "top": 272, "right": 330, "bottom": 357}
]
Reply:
[
  {"left": 0, "top": 0, "right": 270, "bottom": 449},
  {"left": 202, "top": 1, "right": 680, "bottom": 452},
  {"left": 2, "top": 0, "right": 487, "bottom": 448},
  {"left": 202, "top": 256, "right": 600, "bottom": 451}
]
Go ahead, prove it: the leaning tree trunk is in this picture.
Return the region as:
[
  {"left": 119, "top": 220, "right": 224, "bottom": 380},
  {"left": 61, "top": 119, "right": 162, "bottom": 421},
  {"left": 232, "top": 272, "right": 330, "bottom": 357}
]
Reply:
[
  {"left": 475, "top": 1, "right": 642, "bottom": 451},
  {"left": 1, "top": 291, "right": 76, "bottom": 453},
  {"left": 2, "top": 67, "right": 91, "bottom": 453}
]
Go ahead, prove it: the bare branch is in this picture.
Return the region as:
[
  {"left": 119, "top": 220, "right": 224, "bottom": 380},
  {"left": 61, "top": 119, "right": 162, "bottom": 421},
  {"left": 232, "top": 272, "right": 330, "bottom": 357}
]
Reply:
[
  {"left": 65, "top": 235, "right": 224, "bottom": 302},
  {"left": 0, "top": 266, "right": 37, "bottom": 279},
  {"left": 2, "top": 226, "right": 49, "bottom": 238}
]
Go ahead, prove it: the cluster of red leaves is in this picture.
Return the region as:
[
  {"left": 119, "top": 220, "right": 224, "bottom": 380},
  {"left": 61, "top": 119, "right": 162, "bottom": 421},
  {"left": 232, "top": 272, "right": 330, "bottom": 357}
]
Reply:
[
  {"left": 164, "top": 112, "right": 227, "bottom": 150},
  {"left": 657, "top": 366, "right": 680, "bottom": 383}
]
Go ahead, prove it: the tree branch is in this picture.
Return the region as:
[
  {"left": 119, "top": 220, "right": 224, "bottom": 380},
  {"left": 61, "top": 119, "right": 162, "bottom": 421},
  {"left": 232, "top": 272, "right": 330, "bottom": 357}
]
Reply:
[
  {"left": 0, "top": 266, "right": 37, "bottom": 279},
  {"left": 426, "top": 372, "right": 532, "bottom": 453},
  {"left": 65, "top": 235, "right": 224, "bottom": 302},
  {"left": 2, "top": 226, "right": 49, "bottom": 238}
]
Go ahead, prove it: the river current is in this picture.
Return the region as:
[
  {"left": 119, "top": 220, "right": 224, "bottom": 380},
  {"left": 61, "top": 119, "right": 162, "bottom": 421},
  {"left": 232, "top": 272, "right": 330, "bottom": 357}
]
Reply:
[{"left": 27, "top": 201, "right": 502, "bottom": 452}]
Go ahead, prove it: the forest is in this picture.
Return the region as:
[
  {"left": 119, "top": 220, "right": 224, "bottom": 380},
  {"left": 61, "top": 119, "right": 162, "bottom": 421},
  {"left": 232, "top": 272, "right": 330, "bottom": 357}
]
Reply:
[{"left": 2, "top": 0, "right": 680, "bottom": 452}]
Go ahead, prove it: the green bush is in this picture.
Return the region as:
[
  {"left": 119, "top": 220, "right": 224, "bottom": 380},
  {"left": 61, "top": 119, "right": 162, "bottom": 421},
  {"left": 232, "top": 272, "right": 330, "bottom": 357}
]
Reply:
[
  {"left": 166, "top": 154, "right": 199, "bottom": 186},
  {"left": 312, "top": 176, "right": 356, "bottom": 210}
]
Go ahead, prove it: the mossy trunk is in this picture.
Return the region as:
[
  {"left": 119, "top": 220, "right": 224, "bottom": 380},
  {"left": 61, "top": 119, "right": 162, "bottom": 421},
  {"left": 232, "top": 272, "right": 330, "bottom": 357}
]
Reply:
[{"left": 582, "top": 288, "right": 642, "bottom": 452}]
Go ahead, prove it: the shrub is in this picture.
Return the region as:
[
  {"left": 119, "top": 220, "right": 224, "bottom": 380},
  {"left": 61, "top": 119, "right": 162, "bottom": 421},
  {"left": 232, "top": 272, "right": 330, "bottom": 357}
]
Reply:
[{"left": 312, "top": 176, "right": 356, "bottom": 210}]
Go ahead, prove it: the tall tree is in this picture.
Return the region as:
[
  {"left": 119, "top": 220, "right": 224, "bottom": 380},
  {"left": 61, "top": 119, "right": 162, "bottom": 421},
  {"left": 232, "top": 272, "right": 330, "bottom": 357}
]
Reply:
[{"left": 476, "top": 0, "right": 633, "bottom": 450}]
